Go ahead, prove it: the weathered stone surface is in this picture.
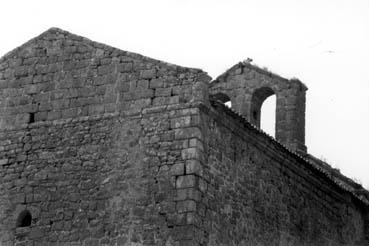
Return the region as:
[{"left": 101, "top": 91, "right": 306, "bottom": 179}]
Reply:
[
  {"left": 200, "top": 102, "right": 369, "bottom": 246},
  {"left": 0, "top": 28, "right": 367, "bottom": 246},
  {"left": 0, "top": 28, "right": 211, "bottom": 246}
]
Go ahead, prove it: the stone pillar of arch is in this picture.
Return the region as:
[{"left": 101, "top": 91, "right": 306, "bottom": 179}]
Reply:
[
  {"left": 365, "top": 210, "right": 369, "bottom": 242},
  {"left": 210, "top": 62, "right": 307, "bottom": 153}
]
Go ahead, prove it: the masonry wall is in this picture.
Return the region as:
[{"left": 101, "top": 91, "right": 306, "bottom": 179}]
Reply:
[
  {"left": 198, "top": 102, "right": 368, "bottom": 246},
  {"left": 0, "top": 28, "right": 209, "bottom": 129},
  {"left": 0, "top": 28, "right": 210, "bottom": 246}
]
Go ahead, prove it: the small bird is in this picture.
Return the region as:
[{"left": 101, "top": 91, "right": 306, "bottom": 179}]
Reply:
[{"left": 244, "top": 57, "right": 253, "bottom": 63}]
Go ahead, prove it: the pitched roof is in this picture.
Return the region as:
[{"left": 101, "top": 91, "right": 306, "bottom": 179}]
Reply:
[{"left": 210, "top": 99, "right": 369, "bottom": 206}]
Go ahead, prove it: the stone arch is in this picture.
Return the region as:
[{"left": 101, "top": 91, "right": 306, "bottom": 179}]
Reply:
[
  {"left": 250, "top": 87, "right": 275, "bottom": 127},
  {"left": 210, "top": 62, "right": 307, "bottom": 153},
  {"left": 16, "top": 210, "right": 32, "bottom": 227}
]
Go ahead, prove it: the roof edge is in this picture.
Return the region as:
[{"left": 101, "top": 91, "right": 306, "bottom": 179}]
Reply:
[
  {"left": 206, "top": 99, "right": 369, "bottom": 207},
  {"left": 0, "top": 27, "right": 59, "bottom": 63},
  {"left": 212, "top": 61, "right": 308, "bottom": 91}
]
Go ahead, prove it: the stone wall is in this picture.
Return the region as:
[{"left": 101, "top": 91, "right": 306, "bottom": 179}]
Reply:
[
  {"left": 197, "top": 101, "right": 368, "bottom": 246},
  {"left": 0, "top": 28, "right": 211, "bottom": 246},
  {"left": 0, "top": 28, "right": 209, "bottom": 130}
]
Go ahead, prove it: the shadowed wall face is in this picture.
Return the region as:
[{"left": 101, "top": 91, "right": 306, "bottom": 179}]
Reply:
[
  {"left": 210, "top": 63, "right": 307, "bottom": 153},
  {"left": 199, "top": 104, "right": 368, "bottom": 246}
]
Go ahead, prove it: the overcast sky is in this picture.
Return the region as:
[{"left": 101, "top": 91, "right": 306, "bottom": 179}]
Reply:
[{"left": 1, "top": 0, "right": 368, "bottom": 188}]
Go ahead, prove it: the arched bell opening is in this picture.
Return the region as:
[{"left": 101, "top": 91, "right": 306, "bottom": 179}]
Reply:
[
  {"left": 250, "top": 87, "right": 275, "bottom": 129},
  {"left": 260, "top": 94, "right": 276, "bottom": 137}
]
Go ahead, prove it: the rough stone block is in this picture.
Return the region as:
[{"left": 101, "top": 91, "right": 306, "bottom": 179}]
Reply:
[
  {"left": 185, "top": 160, "right": 203, "bottom": 175},
  {"left": 140, "top": 69, "right": 156, "bottom": 79},
  {"left": 89, "top": 105, "right": 105, "bottom": 114},
  {"left": 175, "top": 127, "right": 202, "bottom": 140},
  {"left": 155, "top": 88, "right": 171, "bottom": 97},
  {"left": 175, "top": 188, "right": 201, "bottom": 202},
  {"left": 136, "top": 79, "right": 149, "bottom": 89},
  {"left": 61, "top": 108, "right": 78, "bottom": 118},
  {"left": 47, "top": 110, "right": 61, "bottom": 120},
  {"left": 149, "top": 78, "right": 163, "bottom": 88},
  {"left": 176, "top": 200, "right": 196, "bottom": 213},
  {"left": 171, "top": 162, "right": 185, "bottom": 176},
  {"left": 176, "top": 175, "right": 197, "bottom": 189},
  {"left": 170, "top": 116, "right": 191, "bottom": 129},
  {"left": 117, "top": 62, "right": 133, "bottom": 72},
  {"left": 29, "top": 228, "right": 44, "bottom": 239},
  {"left": 181, "top": 148, "right": 199, "bottom": 160},
  {"left": 35, "top": 111, "right": 47, "bottom": 121}
]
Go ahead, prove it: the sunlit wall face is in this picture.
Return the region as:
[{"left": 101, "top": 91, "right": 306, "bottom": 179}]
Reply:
[{"left": 0, "top": 0, "right": 368, "bottom": 188}]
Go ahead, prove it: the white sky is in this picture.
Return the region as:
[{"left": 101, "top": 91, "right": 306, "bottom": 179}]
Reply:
[{"left": 1, "top": 0, "right": 368, "bottom": 188}]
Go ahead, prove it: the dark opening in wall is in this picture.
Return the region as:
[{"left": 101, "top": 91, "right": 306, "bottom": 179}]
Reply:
[
  {"left": 211, "top": 92, "right": 232, "bottom": 108},
  {"left": 252, "top": 110, "right": 258, "bottom": 121},
  {"left": 16, "top": 210, "right": 32, "bottom": 227},
  {"left": 29, "top": 113, "right": 35, "bottom": 124}
]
